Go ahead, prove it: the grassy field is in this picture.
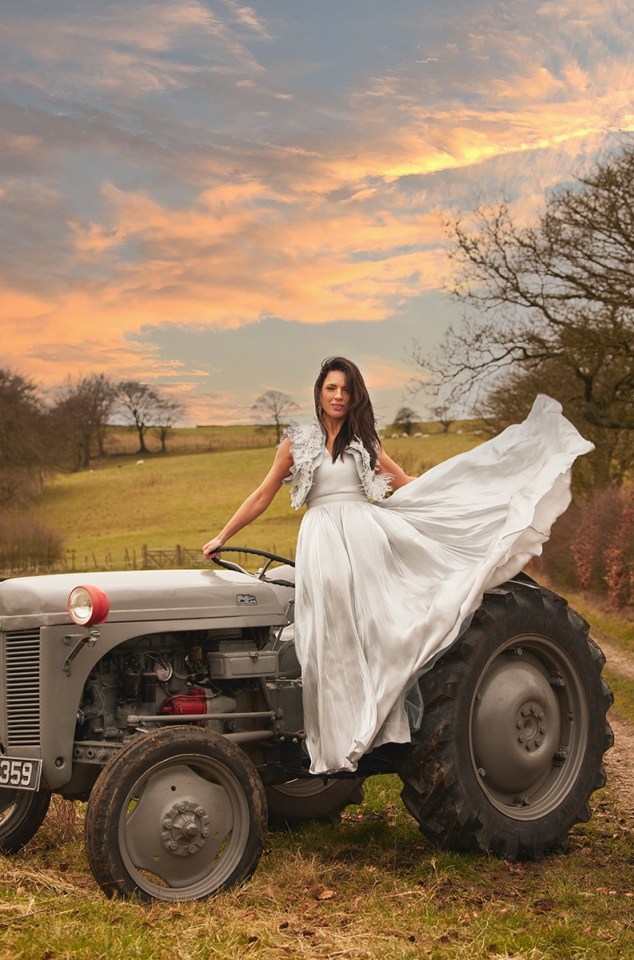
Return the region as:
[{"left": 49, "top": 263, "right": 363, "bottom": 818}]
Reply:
[
  {"left": 104, "top": 423, "right": 284, "bottom": 456},
  {"left": 102, "top": 421, "right": 478, "bottom": 458},
  {"left": 33, "top": 427, "right": 483, "bottom": 571}
]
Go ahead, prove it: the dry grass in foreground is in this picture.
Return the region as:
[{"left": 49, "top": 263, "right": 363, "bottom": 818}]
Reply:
[{"left": 0, "top": 760, "right": 632, "bottom": 960}]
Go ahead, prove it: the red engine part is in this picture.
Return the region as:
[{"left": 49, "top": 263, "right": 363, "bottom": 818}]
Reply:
[{"left": 159, "top": 687, "right": 208, "bottom": 716}]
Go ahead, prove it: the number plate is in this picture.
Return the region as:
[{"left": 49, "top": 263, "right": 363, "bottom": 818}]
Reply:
[{"left": 0, "top": 757, "right": 42, "bottom": 791}]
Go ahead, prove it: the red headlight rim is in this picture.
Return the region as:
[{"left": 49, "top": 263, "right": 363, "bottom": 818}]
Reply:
[{"left": 68, "top": 584, "right": 110, "bottom": 627}]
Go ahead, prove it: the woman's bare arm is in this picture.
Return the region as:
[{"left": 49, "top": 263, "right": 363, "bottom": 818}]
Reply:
[
  {"left": 378, "top": 447, "right": 416, "bottom": 489},
  {"left": 202, "top": 438, "right": 294, "bottom": 558}
]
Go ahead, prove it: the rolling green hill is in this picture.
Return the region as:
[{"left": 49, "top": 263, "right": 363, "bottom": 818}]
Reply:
[{"left": 33, "top": 427, "right": 483, "bottom": 571}]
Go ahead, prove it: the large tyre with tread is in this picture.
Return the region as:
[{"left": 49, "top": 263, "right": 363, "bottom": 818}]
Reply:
[
  {"left": 266, "top": 777, "right": 365, "bottom": 828},
  {"left": 85, "top": 727, "right": 267, "bottom": 902},
  {"left": 0, "top": 788, "right": 51, "bottom": 854},
  {"left": 395, "top": 578, "right": 613, "bottom": 860}
]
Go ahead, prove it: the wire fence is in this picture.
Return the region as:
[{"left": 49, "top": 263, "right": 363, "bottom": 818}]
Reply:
[{"left": 0, "top": 545, "right": 288, "bottom": 579}]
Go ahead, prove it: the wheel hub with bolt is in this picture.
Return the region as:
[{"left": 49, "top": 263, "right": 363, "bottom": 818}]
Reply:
[
  {"left": 471, "top": 654, "right": 560, "bottom": 798},
  {"left": 516, "top": 701, "right": 547, "bottom": 752},
  {"left": 161, "top": 799, "right": 210, "bottom": 857}
]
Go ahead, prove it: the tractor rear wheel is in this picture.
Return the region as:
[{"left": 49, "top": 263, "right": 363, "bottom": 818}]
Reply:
[
  {"left": 0, "top": 788, "right": 51, "bottom": 854},
  {"left": 395, "top": 578, "right": 613, "bottom": 860},
  {"left": 266, "top": 776, "right": 365, "bottom": 828}
]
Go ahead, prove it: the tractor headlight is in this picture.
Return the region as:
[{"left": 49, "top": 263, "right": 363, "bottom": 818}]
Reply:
[{"left": 68, "top": 585, "right": 110, "bottom": 627}]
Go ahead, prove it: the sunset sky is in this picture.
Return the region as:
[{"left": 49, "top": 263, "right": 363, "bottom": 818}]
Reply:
[{"left": 1, "top": 0, "right": 632, "bottom": 424}]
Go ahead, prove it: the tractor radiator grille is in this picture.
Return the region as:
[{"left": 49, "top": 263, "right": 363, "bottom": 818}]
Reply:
[{"left": 3, "top": 629, "right": 41, "bottom": 747}]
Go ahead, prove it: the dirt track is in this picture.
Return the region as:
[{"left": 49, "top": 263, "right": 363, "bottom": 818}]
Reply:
[
  {"left": 605, "top": 715, "right": 633, "bottom": 818},
  {"left": 596, "top": 633, "right": 634, "bottom": 685},
  {"left": 598, "top": 634, "right": 633, "bottom": 817}
]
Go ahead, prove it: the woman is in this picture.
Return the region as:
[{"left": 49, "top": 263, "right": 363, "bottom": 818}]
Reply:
[{"left": 203, "top": 356, "right": 594, "bottom": 775}]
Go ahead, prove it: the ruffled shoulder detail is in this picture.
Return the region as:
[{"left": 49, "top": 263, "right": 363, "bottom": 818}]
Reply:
[
  {"left": 283, "top": 417, "right": 326, "bottom": 510},
  {"left": 284, "top": 416, "right": 323, "bottom": 451},
  {"left": 346, "top": 439, "right": 392, "bottom": 502}
]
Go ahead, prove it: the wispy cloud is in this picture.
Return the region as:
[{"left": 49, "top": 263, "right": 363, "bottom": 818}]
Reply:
[{"left": 1, "top": 1, "right": 270, "bottom": 95}]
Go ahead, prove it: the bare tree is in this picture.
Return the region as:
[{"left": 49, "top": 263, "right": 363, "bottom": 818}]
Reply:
[
  {"left": 431, "top": 404, "right": 455, "bottom": 435},
  {"left": 251, "top": 390, "right": 298, "bottom": 444},
  {"left": 51, "top": 373, "right": 117, "bottom": 470},
  {"left": 117, "top": 380, "right": 162, "bottom": 454},
  {"left": 0, "top": 368, "right": 50, "bottom": 504},
  {"left": 393, "top": 406, "right": 418, "bottom": 435},
  {"left": 413, "top": 142, "right": 634, "bottom": 485},
  {"left": 153, "top": 398, "right": 184, "bottom": 453},
  {"left": 91, "top": 374, "right": 117, "bottom": 457}
]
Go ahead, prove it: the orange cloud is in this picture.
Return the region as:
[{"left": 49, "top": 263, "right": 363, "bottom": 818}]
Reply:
[{"left": 2, "top": 0, "right": 633, "bottom": 423}]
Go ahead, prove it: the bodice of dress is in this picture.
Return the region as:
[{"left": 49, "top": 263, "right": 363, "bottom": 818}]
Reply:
[
  {"left": 284, "top": 417, "right": 392, "bottom": 509},
  {"left": 306, "top": 453, "right": 366, "bottom": 507}
]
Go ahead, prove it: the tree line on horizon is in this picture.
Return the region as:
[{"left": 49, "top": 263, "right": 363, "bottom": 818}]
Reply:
[{"left": 0, "top": 371, "right": 184, "bottom": 505}]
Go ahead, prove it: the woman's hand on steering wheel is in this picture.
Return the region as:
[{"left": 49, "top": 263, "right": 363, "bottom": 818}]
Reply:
[{"left": 202, "top": 536, "right": 224, "bottom": 560}]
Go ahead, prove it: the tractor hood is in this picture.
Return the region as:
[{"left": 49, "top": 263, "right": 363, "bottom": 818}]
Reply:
[{"left": 0, "top": 568, "right": 290, "bottom": 630}]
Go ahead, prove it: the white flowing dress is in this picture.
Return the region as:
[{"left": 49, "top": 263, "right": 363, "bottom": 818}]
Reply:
[{"left": 292, "top": 395, "right": 594, "bottom": 775}]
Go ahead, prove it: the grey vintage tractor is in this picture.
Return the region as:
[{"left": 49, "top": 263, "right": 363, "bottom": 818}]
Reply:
[{"left": 0, "top": 548, "right": 612, "bottom": 902}]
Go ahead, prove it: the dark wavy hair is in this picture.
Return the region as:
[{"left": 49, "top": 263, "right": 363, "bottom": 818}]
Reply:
[{"left": 314, "top": 356, "right": 380, "bottom": 467}]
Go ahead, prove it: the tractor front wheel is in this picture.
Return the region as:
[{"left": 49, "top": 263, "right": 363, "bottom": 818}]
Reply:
[{"left": 85, "top": 727, "right": 267, "bottom": 901}]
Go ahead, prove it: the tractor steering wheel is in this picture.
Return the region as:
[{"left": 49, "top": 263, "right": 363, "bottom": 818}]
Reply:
[{"left": 211, "top": 547, "right": 295, "bottom": 587}]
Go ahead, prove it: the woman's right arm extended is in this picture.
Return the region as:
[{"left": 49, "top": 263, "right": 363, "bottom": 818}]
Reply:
[{"left": 202, "top": 437, "right": 294, "bottom": 559}]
